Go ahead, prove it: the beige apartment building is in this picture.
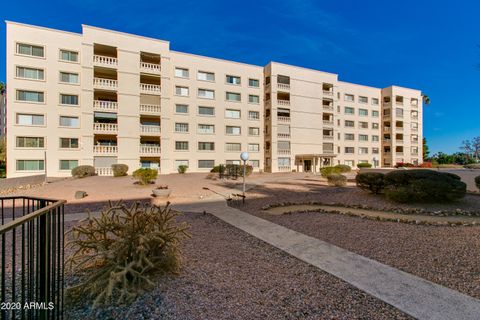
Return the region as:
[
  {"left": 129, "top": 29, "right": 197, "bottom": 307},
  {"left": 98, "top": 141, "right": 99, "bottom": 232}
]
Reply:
[{"left": 5, "top": 21, "right": 423, "bottom": 178}]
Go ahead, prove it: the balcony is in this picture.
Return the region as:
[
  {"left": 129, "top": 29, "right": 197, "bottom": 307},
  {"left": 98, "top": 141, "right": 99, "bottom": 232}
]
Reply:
[
  {"left": 93, "top": 145, "right": 118, "bottom": 155},
  {"left": 277, "top": 133, "right": 291, "bottom": 139},
  {"left": 94, "top": 100, "right": 118, "bottom": 111},
  {"left": 140, "top": 124, "right": 161, "bottom": 135},
  {"left": 323, "top": 90, "right": 333, "bottom": 96},
  {"left": 323, "top": 149, "right": 334, "bottom": 154},
  {"left": 323, "top": 135, "right": 334, "bottom": 140},
  {"left": 396, "top": 127, "right": 404, "bottom": 132},
  {"left": 140, "top": 104, "right": 161, "bottom": 115},
  {"left": 396, "top": 114, "right": 404, "bottom": 118},
  {"left": 411, "top": 127, "right": 419, "bottom": 132},
  {"left": 140, "top": 145, "right": 161, "bottom": 155},
  {"left": 95, "top": 167, "right": 113, "bottom": 176},
  {"left": 277, "top": 149, "right": 291, "bottom": 155},
  {"left": 384, "top": 127, "right": 391, "bottom": 132},
  {"left": 140, "top": 62, "right": 161, "bottom": 74},
  {"left": 94, "top": 78, "right": 117, "bottom": 91},
  {"left": 277, "top": 99, "right": 290, "bottom": 106},
  {"left": 323, "top": 120, "right": 334, "bottom": 126},
  {"left": 277, "top": 116, "right": 291, "bottom": 122},
  {"left": 277, "top": 83, "right": 290, "bottom": 90},
  {"left": 93, "top": 55, "right": 118, "bottom": 68},
  {"left": 323, "top": 105, "right": 334, "bottom": 111},
  {"left": 396, "top": 152, "right": 404, "bottom": 155},
  {"left": 396, "top": 139, "right": 404, "bottom": 144},
  {"left": 278, "top": 165, "right": 291, "bottom": 172},
  {"left": 93, "top": 123, "right": 118, "bottom": 133},
  {"left": 140, "top": 83, "right": 161, "bottom": 95}
]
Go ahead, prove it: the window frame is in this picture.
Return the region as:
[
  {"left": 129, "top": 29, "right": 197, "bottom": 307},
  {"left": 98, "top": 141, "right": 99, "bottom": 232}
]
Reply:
[
  {"left": 15, "top": 65, "right": 45, "bottom": 81},
  {"left": 15, "top": 42, "right": 45, "bottom": 59},
  {"left": 15, "top": 136, "right": 45, "bottom": 149},
  {"left": 59, "top": 49, "right": 80, "bottom": 63},
  {"left": 59, "top": 115, "right": 80, "bottom": 128}
]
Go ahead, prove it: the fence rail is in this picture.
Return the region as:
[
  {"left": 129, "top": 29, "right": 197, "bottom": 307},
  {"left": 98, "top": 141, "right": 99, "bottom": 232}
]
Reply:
[{"left": 0, "top": 196, "right": 65, "bottom": 320}]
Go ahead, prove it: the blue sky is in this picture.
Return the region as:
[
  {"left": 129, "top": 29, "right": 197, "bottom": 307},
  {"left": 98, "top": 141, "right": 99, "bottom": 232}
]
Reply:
[{"left": 1, "top": 0, "right": 479, "bottom": 154}]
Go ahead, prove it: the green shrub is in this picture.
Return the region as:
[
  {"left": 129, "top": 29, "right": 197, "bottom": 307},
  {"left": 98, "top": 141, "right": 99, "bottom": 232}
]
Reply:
[
  {"left": 111, "top": 164, "right": 128, "bottom": 177},
  {"left": 464, "top": 163, "right": 480, "bottom": 169},
  {"left": 177, "top": 165, "right": 188, "bottom": 174},
  {"left": 210, "top": 165, "right": 222, "bottom": 173},
  {"left": 356, "top": 172, "right": 385, "bottom": 194},
  {"left": 326, "top": 174, "right": 347, "bottom": 187},
  {"left": 384, "top": 170, "right": 466, "bottom": 203},
  {"left": 211, "top": 164, "right": 253, "bottom": 176},
  {"left": 357, "top": 162, "right": 372, "bottom": 168},
  {"left": 71, "top": 165, "right": 96, "bottom": 178},
  {"left": 66, "top": 201, "right": 190, "bottom": 306},
  {"left": 320, "top": 166, "right": 341, "bottom": 177},
  {"left": 132, "top": 168, "right": 158, "bottom": 185},
  {"left": 475, "top": 175, "right": 480, "bottom": 191},
  {"left": 334, "top": 164, "right": 351, "bottom": 173}
]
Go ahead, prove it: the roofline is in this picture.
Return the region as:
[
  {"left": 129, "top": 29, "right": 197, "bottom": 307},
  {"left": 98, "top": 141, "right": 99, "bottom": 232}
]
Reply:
[
  {"left": 338, "top": 80, "right": 381, "bottom": 91},
  {"left": 384, "top": 85, "right": 422, "bottom": 93},
  {"left": 170, "top": 50, "right": 263, "bottom": 69},
  {"left": 82, "top": 24, "right": 170, "bottom": 45},
  {"left": 5, "top": 21, "right": 82, "bottom": 37},
  {"left": 267, "top": 61, "right": 338, "bottom": 77}
]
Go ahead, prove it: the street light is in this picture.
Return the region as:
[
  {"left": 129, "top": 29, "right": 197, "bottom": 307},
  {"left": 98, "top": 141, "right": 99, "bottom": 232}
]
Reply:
[
  {"left": 240, "top": 151, "right": 249, "bottom": 203},
  {"left": 373, "top": 157, "right": 377, "bottom": 168}
]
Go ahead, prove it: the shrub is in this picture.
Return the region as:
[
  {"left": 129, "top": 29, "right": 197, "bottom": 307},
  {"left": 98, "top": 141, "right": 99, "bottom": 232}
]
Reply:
[
  {"left": 326, "top": 174, "right": 347, "bottom": 187},
  {"left": 465, "top": 163, "right": 480, "bottom": 169},
  {"left": 357, "top": 163, "right": 372, "bottom": 168},
  {"left": 66, "top": 201, "right": 190, "bottom": 306},
  {"left": 320, "top": 166, "right": 340, "bottom": 177},
  {"left": 111, "top": 164, "right": 128, "bottom": 177},
  {"left": 210, "top": 165, "right": 222, "bottom": 173},
  {"left": 132, "top": 168, "right": 158, "bottom": 185},
  {"left": 177, "top": 165, "right": 188, "bottom": 174},
  {"left": 475, "top": 175, "right": 480, "bottom": 191},
  {"left": 71, "top": 165, "right": 96, "bottom": 178},
  {"left": 334, "top": 164, "right": 351, "bottom": 173},
  {"left": 394, "top": 162, "right": 415, "bottom": 168},
  {"left": 384, "top": 170, "right": 466, "bottom": 203},
  {"left": 211, "top": 164, "right": 252, "bottom": 176},
  {"left": 419, "top": 162, "right": 433, "bottom": 168},
  {"left": 356, "top": 172, "right": 385, "bottom": 194}
]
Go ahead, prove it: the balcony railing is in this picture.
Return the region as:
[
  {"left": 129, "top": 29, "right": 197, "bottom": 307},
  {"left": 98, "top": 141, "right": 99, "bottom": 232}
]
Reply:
[
  {"left": 277, "top": 149, "right": 291, "bottom": 155},
  {"left": 94, "top": 100, "right": 118, "bottom": 111},
  {"left": 323, "top": 135, "right": 334, "bottom": 140},
  {"left": 140, "top": 124, "right": 161, "bottom": 134},
  {"left": 277, "top": 116, "right": 291, "bottom": 122},
  {"left": 396, "top": 127, "right": 404, "bottom": 131},
  {"left": 277, "top": 83, "right": 290, "bottom": 90},
  {"left": 95, "top": 167, "right": 113, "bottom": 176},
  {"left": 140, "top": 104, "right": 161, "bottom": 114},
  {"left": 323, "top": 120, "right": 334, "bottom": 126},
  {"left": 323, "top": 90, "right": 334, "bottom": 96},
  {"left": 323, "top": 105, "right": 334, "bottom": 111},
  {"left": 396, "top": 139, "right": 404, "bottom": 144},
  {"left": 140, "top": 62, "right": 161, "bottom": 74},
  {"left": 140, "top": 145, "right": 161, "bottom": 155},
  {"left": 93, "top": 78, "right": 118, "bottom": 90},
  {"left": 93, "top": 145, "right": 118, "bottom": 154},
  {"left": 411, "top": 127, "right": 419, "bottom": 132},
  {"left": 277, "top": 133, "right": 291, "bottom": 139},
  {"left": 277, "top": 99, "right": 290, "bottom": 106},
  {"left": 140, "top": 83, "right": 161, "bottom": 95},
  {"left": 94, "top": 122, "right": 118, "bottom": 133},
  {"left": 396, "top": 151, "right": 404, "bottom": 155},
  {"left": 323, "top": 149, "right": 334, "bottom": 154},
  {"left": 384, "top": 127, "right": 391, "bottom": 132},
  {"left": 278, "top": 165, "right": 291, "bottom": 172},
  {"left": 93, "top": 55, "right": 118, "bottom": 68}
]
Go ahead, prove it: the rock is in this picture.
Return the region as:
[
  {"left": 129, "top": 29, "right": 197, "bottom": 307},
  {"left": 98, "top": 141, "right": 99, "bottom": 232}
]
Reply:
[{"left": 75, "top": 191, "right": 88, "bottom": 199}]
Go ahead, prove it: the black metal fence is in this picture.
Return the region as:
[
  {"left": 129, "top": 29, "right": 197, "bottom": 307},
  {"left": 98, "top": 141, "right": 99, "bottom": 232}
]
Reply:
[{"left": 0, "top": 196, "right": 66, "bottom": 320}]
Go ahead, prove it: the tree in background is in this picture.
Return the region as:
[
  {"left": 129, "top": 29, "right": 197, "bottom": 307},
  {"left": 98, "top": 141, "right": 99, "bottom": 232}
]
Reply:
[
  {"left": 461, "top": 137, "right": 480, "bottom": 162},
  {"left": 0, "top": 138, "right": 6, "bottom": 165},
  {"left": 422, "top": 137, "right": 430, "bottom": 160},
  {"left": 0, "top": 82, "right": 5, "bottom": 92},
  {"left": 422, "top": 94, "right": 430, "bottom": 105}
]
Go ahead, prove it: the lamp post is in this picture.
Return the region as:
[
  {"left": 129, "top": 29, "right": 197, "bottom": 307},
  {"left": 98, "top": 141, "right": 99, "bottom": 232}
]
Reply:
[
  {"left": 373, "top": 157, "right": 377, "bottom": 168},
  {"left": 240, "top": 151, "right": 249, "bottom": 203}
]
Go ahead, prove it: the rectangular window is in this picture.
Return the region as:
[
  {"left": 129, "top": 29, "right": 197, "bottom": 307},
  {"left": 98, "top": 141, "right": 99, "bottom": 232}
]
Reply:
[
  {"left": 60, "top": 160, "right": 78, "bottom": 170},
  {"left": 16, "top": 136, "right": 44, "bottom": 148},
  {"left": 372, "top": 148, "right": 379, "bottom": 154},
  {"left": 248, "top": 143, "right": 260, "bottom": 152},
  {"left": 225, "top": 143, "right": 242, "bottom": 152},
  {"left": 16, "top": 160, "right": 44, "bottom": 171},
  {"left": 396, "top": 108, "right": 404, "bottom": 117},
  {"left": 16, "top": 43, "right": 44, "bottom": 57},
  {"left": 59, "top": 72, "right": 79, "bottom": 84},
  {"left": 175, "top": 160, "right": 189, "bottom": 169},
  {"left": 359, "top": 134, "right": 368, "bottom": 141},
  {"left": 345, "top": 147, "right": 355, "bottom": 154},
  {"left": 372, "top": 98, "right": 379, "bottom": 105},
  {"left": 198, "top": 89, "right": 215, "bottom": 99},
  {"left": 225, "top": 109, "right": 241, "bottom": 119},
  {"left": 249, "top": 78, "right": 259, "bottom": 87},
  {"left": 226, "top": 75, "right": 241, "bottom": 85},
  {"left": 359, "top": 96, "right": 368, "bottom": 104},
  {"left": 175, "top": 86, "right": 189, "bottom": 96},
  {"left": 372, "top": 110, "right": 379, "bottom": 117},
  {"left": 198, "top": 106, "right": 214, "bottom": 116},
  {"left": 359, "top": 109, "right": 368, "bottom": 116},
  {"left": 198, "top": 124, "right": 215, "bottom": 134},
  {"left": 16, "top": 114, "right": 44, "bottom": 126},
  {"left": 345, "top": 133, "right": 354, "bottom": 140},
  {"left": 197, "top": 71, "right": 215, "bottom": 81},
  {"left": 226, "top": 126, "right": 241, "bottom": 135},
  {"left": 60, "top": 138, "right": 79, "bottom": 148},
  {"left": 359, "top": 147, "right": 369, "bottom": 154},
  {"left": 198, "top": 160, "right": 215, "bottom": 169},
  {"left": 175, "top": 122, "right": 189, "bottom": 133},
  {"left": 344, "top": 107, "right": 355, "bottom": 115},
  {"left": 249, "top": 127, "right": 260, "bottom": 136},
  {"left": 59, "top": 116, "right": 79, "bottom": 128},
  {"left": 372, "top": 135, "right": 379, "bottom": 142},
  {"left": 345, "top": 120, "right": 354, "bottom": 127},
  {"left": 16, "top": 90, "right": 44, "bottom": 103},
  {"left": 278, "top": 157, "right": 291, "bottom": 167},
  {"left": 359, "top": 122, "right": 369, "bottom": 129},
  {"left": 344, "top": 94, "right": 354, "bottom": 102},
  {"left": 16, "top": 66, "right": 44, "bottom": 80},
  {"left": 175, "top": 141, "right": 189, "bottom": 150},
  {"left": 226, "top": 92, "right": 241, "bottom": 102},
  {"left": 198, "top": 142, "right": 215, "bottom": 151},
  {"left": 249, "top": 95, "right": 260, "bottom": 104},
  {"left": 248, "top": 111, "right": 260, "bottom": 120},
  {"left": 175, "top": 104, "right": 189, "bottom": 114},
  {"left": 60, "top": 50, "right": 78, "bottom": 62},
  {"left": 60, "top": 94, "right": 79, "bottom": 106},
  {"left": 175, "top": 67, "right": 189, "bottom": 78},
  {"left": 372, "top": 123, "right": 379, "bottom": 129}
]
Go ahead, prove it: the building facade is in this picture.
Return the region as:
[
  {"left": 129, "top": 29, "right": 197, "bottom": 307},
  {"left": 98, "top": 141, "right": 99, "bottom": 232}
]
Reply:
[{"left": 5, "top": 22, "right": 423, "bottom": 178}]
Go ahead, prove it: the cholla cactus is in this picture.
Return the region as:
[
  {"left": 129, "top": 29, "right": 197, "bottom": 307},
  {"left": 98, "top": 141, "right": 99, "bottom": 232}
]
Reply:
[{"left": 66, "top": 201, "right": 190, "bottom": 306}]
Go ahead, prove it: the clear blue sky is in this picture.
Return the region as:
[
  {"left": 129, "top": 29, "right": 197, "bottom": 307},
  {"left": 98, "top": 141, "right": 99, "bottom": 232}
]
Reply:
[{"left": 1, "top": 0, "right": 479, "bottom": 154}]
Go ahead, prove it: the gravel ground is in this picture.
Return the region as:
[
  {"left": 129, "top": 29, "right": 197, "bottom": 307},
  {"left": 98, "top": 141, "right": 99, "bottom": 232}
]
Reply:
[{"left": 65, "top": 212, "right": 412, "bottom": 320}]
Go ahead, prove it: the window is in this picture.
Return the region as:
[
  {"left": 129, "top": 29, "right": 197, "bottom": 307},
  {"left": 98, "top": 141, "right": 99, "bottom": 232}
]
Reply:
[
  {"left": 60, "top": 94, "right": 79, "bottom": 106},
  {"left": 344, "top": 107, "right": 354, "bottom": 115},
  {"left": 197, "top": 71, "right": 215, "bottom": 81},
  {"left": 226, "top": 75, "right": 241, "bottom": 85},
  {"left": 198, "top": 89, "right": 214, "bottom": 99},
  {"left": 60, "top": 138, "right": 79, "bottom": 148},
  {"left": 372, "top": 110, "right": 379, "bottom": 117},
  {"left": 412, "top": 147, "right": 419, "bottom": 154},
  {"left": 372, "top": 135, "right": 379, "bottom": 142},
  {"left": 226, "top": 126, "right": 241, "bottom": 135},
  {"left": 175, "top": 86, "right": 189, "bottom": 96},
  {"left": 265, "top": 76, "right": 271, "bottom": 85},
  {"left": 359, "top": 109, "right": 368, "bottom": 116},
  {"left": 411, "top": 134, "right": 419, "bottom": 143},
  {"left": 225, "top": 109, "right": 240, "bottom": 119},
  {"left": 16, "top": 66, "right": 44, "bottom": 80},
  {"left": 278, "top": 158, "right": 291, "bottom": 167},
  {"left": 278, "top": 141, "right": 290, "bottom": 150},
  {"left": 198, "top": 160, "right": 215, "bottom": 168},
  {"left": 359, "top": 134, "right": 368, "bottom": 141},
  {"left": 175, "top": 160, "right": 189, "bottom": 169},
  {"left": 396, "top": 108, "right": 404, "bottom": 117},
  {"left": 226, "top": 92, "right": 241, "bottom": 102},
  {"left": 344, "top": 94, "right": 354, "bottom": 102},
  {"left": 248, "top": 111, "right": 260, "bottom": 120},
  {"left": 249, "top": 78, "right": 259, "bottom": 87},
  {"left": 59, "top": 72, "right": 79, "bottom": 84},
  {"left": 175, "top": 104, "right": 189, "bottom": 114},
  {"left": 16, "top": 137, "right": 44, "bottom": 148},
  {"left": 411, "top": 122, "right": 419, "bottom": 130},
  {"left": 16, "top": 114, "right": 44, "bottom": 126},
  {"left": 372, "top": 123, "right": 379, "bottom": 129},
  {"left": 345, "top": 133, "right": 354, "bottom": 140},
  {"left": 249, "top": 127, "right": 260, "bottom": 136},
  {"left": 372, "top": 148, "right": 379, "bottom": 154},
  {"left": 345, "top": 120, "right": 354, "bottom": 127},
  {"left": 372, "top": 98, "right": 379, "bottom": 105},
  {"left": 359, "top": 147, "right": 369, "bottom": 154},
  {"left": 60, "top": 50, "right": 78, "bottom": 62},
  {"left": 175, "top": 67, "right": 189, "bottom": 78},
  {"left": 359, "top": 96, "right": 368, "bottom": 104},
  {"left": 248, "top": 143, "right": 260, "bottom": 152},
  {"left": 16, "top": 90, "right": 44, "bottom": 103},
  {"left": 344, "top": 160, "right": 354, "bottom": 167},
  {"left": 345, "top": 147, "right": 355, "bottom": 154},
  {"left": 384, "top": 96, "right": 391, "bottom": 103},
  {"left": 198, "top": 124, "right": 215, "bottom": 134},
  {"left": 175, "top": 122, "right": 189, "bottom": 133},
  {"left": 60, "top": 160, "right": 78, "bottom": 170},
  {"left": 198, "top": 106, "right": 214, "bottom": 116},
  {"left": 198, "top": 142, "right": 215, "bottom": 151},
  {"left": 16, "top": 160, "right": 44, "bottom": 171},
  {"left": 249, "top": 160, "right": 259, "bottom": 167},
  {"left": 175, "top": 141, "right": 189, "bottom": 150},
  {"left": 16, "top": 43, "right": 44, "bottom": 57},
  {"left": 225, "top": 143, "right": 241, "bottom": 152},
  {"left": 249, "top": 95, "right": 260, "bottom": 104},
  {"left": 59, "top": 116, "right": 79, "bottom": 128},
  {"left": 359, "top": 122, "right": 369, "bottom": 129}
]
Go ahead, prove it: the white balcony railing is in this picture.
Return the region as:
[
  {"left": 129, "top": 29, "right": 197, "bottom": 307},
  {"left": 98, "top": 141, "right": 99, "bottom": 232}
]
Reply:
[
  {"left": 323, "top": 149, "right": 334, "bottom": 154},
  {"left": 93, "top": 123, "right": 118, "bottom": 133},
  {"left": 140, "top": 83, "right": 161, "bottom": 95},
  {"left": 278, "top": 149, "right": 291, "bottom": 155},
  {"left": 139, "top": 104, "right": 161, "bottom": 114},
  {"left": 277, "top": 116, "right": 291, "bottom": 122},
  {"left": 140, "top": 145, "right": 161, "bottom": 154},
  {"left": 93, "top": 78, "right": 117, "bottom": 90},
  {"left": 278, "top": 165, "right": 291, "bottom": 172},
  {"left": 277, "top": 99, "right": 290, "bottom": 106},
  {"left": 93, "top": 145, "right": 118, "bottom": 154},
  {"left": 95, "top": 167, "right": 113, "bottom": 176},
  {"left": 93, "top": 55, "right": 118, "bottom": 68},
  {"left": 323, "top": 90, "right": 334, "bottom": 96},
  {"left": 277, "top": 83, "right": 290, "bottom": 90},
  {"left": 140, "top": 124, "right": 161, "bottom": 134},
  {"left": 323, "top": 135, "right": 334, "bottom": 140},
  {"left": 323, "top": 120, "right": 334, "bottom": 126},
  {"left": 323, "top": 105, "right": 334, "bottom": 111},
  {"left": 384, "top": 127, "right": 391, "bottom": 132},
  {"left": 140, "top": 62, "right": 161, "bottom": 74},
  {"left": 277, "top": 133, "right": 291, "bottom": 139},
  {"left": 94, "top": 100, "right": 118, "bottom": 111}
]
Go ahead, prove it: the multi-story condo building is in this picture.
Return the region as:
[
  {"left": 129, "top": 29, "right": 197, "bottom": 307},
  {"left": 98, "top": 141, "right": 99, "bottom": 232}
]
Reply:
[{"left": 5, "top": 21, "right": 423, "bottom": 178}]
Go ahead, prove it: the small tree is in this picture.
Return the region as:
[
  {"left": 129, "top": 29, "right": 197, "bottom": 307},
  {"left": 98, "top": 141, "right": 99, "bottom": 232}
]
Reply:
[
  {"left": 0, "top": 137, "right": 6, "bottom": 165},
  {"left": 132, "top": 168, "right": 158, "bottom": 185},
  {"left": 422, "top": 137, "right": 430, "bottom": 161}
]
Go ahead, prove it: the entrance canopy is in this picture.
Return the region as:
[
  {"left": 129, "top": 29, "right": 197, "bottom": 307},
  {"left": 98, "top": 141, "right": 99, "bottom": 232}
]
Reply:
[{"left": 295, "top": 154, "right": 337, "bottom": 173}]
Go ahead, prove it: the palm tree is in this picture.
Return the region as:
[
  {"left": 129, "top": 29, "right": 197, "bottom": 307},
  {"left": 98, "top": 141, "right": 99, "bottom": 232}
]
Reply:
[{"left": 422, "top": 94, "right": 430, "bottom": 105}]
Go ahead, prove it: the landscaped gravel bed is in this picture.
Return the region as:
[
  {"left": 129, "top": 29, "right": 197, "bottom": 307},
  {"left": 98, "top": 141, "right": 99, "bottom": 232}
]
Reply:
[{"left": 65, "top": 212, "right": 412, "bottom": 319}]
